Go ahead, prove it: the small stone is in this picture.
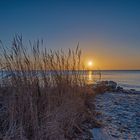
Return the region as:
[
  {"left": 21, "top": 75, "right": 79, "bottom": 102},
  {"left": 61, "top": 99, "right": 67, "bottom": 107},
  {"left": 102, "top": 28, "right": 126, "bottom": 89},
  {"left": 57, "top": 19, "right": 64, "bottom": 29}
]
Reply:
[
  {"left": 130, "top": 89, "right": 136, "bottom": 92},
  {"left": 117, "top": 86, "right": 123, "bottom": 92},
  {"left": 108, "top": 81, "right": 117, "bottom": 89},
  {"left": 111, "top": 134, "right": 119, "bottom": 138}
]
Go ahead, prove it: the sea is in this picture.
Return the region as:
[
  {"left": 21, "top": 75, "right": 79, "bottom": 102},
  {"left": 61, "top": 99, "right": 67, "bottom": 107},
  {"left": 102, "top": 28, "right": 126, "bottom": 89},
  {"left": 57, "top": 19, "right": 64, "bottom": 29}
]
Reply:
[
  {"left": 86, "top": 70, "right": 140, "bottom": 91},
  {"left": 0, "top": 70, "right": 140, "bottom": 91}
]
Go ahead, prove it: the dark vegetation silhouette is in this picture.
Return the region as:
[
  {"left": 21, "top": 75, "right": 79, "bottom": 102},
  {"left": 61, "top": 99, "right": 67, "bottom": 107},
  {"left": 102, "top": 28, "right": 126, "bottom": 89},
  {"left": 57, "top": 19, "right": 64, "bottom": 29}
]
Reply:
[{"left": 0, "top": 36, "right": 95, "bottom": 140}]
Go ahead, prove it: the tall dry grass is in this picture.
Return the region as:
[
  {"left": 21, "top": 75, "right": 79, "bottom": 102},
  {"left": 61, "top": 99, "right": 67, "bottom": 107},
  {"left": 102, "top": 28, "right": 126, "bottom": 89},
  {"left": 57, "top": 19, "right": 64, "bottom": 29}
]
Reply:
[{"left": 0, "top": 36, "right": 94, "bottom": 140}]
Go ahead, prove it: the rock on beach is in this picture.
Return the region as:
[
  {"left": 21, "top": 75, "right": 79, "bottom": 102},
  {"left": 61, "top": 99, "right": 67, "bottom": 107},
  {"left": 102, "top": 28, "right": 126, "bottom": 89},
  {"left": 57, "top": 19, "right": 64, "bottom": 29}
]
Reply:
[{"left": 93, "top": 81, "right": 140, "bottom": 94}]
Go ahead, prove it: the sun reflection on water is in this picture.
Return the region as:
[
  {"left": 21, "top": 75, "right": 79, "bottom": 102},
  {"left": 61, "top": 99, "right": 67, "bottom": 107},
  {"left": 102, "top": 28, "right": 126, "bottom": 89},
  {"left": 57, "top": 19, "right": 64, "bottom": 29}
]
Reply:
[
  {"left": 86, "top": 70, "right": 101, "bottom": 84},
  {"left": 86, "top": 70, "right": 94, "bottom": 84}
]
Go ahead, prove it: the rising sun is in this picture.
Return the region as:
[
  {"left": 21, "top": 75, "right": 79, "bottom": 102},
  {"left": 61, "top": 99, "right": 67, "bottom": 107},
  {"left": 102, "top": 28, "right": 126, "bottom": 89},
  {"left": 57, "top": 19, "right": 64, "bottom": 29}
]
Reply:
[
  {"left": 85, "top": 60, "right": 95, "bottom": 70},
  {"left": 88, "top": 61, "right": 93, "bottom": 67}
]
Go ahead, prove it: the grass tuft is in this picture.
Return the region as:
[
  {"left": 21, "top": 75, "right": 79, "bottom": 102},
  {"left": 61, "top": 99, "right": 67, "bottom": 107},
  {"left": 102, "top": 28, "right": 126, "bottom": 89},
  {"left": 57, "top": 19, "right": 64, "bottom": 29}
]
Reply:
[{"left": 0, "top": 36, "right": 95, "bottom": 140}]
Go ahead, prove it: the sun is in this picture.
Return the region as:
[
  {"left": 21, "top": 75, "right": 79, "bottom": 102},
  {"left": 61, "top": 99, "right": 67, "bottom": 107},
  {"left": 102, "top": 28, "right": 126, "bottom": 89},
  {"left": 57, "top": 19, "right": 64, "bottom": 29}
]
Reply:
[
  {"left": 86, "top": 60, "right": 94, "bottom": 70},
  {"left": 88, "top": 61, "right": 93, "bottom": 67},
  {"left": 85, "top": 60, "right": 95, "bottom": 70}
]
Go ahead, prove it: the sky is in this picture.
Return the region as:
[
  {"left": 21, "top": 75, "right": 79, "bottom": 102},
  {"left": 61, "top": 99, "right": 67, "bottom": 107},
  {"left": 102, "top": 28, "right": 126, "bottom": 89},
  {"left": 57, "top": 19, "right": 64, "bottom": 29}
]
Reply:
[{"left": 0, "top": 0, "right": 140, "bottom": 70}]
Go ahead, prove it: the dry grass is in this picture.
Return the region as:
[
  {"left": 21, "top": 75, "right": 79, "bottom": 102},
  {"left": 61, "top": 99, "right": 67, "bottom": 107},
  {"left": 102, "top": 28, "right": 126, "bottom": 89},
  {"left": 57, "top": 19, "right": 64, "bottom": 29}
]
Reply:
[{"left": 0, "top": 36, "right": 95, "bottom": 140}]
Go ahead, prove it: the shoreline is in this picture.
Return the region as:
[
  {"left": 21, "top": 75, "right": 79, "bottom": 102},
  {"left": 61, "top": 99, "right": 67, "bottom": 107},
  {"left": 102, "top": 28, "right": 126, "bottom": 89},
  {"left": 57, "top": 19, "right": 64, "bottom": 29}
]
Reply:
[
  {"left": 76, "top": 81, "right": 140, "bottom": 139},
  {"left": 92, "top": 91, "right": 140, "bottom": 140},
  {"left": 90, "top": 81, "right": 140, "bottom": 140}
]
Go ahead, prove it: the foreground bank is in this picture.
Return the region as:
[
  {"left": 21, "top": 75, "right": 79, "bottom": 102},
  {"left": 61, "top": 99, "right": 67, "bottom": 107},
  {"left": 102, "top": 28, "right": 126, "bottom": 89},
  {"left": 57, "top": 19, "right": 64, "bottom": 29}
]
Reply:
[
  {"left": 93, "top": 91, "right": 140, "bottom": 140},
  {"left": 92, "top": 81, "right": 140, "bottom": 140},
  {"left": 1, "top": 80, "right": 140, "bottom": 140}
]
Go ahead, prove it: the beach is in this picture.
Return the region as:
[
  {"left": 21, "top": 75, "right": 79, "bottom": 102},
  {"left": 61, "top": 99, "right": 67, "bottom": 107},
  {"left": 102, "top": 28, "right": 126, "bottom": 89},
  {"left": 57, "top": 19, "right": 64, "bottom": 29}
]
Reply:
[
  {"left": 92, "top": 92, "right": 140, "bottom": 140},
  {"left": 88, "top": 71, "right": 140, "bottom": 140}
]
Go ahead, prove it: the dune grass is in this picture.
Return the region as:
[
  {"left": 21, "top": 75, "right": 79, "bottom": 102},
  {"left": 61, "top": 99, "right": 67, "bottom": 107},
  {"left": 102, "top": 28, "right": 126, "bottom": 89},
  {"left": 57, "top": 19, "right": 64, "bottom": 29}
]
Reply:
[{"left": 0, "top": 36, "right": 95, "bottom": 140}]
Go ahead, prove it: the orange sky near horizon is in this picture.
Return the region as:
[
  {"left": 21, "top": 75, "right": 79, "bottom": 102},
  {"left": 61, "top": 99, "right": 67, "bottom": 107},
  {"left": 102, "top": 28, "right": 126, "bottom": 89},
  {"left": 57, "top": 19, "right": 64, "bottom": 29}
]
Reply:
[{"left": 81, "top": 41, "right": 140, "bottom": 70}]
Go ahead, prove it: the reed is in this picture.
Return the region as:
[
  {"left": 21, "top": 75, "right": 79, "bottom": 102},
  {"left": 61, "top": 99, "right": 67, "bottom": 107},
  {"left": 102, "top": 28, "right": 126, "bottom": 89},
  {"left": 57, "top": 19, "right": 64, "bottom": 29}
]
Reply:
[{"left": 0, "top": 36, "right": 94, "bottom": 140}]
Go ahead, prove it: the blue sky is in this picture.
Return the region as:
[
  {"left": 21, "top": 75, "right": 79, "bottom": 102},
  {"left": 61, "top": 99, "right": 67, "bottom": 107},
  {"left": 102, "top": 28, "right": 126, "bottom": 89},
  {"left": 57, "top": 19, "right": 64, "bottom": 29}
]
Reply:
[{"left": 0, "top": 0, "right": 140, "bottom": 69}]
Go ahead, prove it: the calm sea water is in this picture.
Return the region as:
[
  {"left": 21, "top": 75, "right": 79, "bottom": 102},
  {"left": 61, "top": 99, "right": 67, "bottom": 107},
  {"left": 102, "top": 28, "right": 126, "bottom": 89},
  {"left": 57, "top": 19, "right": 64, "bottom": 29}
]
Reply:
[
  {"left": 86, "top": 70, "right": 140, "bottom": 91},
  {"left": 0, "top": 70, "right": 140, "bottom": 91}
]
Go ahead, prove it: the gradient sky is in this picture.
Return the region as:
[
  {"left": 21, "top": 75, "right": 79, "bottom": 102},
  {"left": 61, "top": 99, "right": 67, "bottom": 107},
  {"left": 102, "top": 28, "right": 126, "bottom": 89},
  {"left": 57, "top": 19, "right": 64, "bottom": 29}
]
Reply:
[{"left": 0, "top": 0, "right": 140, "bottom": 70}]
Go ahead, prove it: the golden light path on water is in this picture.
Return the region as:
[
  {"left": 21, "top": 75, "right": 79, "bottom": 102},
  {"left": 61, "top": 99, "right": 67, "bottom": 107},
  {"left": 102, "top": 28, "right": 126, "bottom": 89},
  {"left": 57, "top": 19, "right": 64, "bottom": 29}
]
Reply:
[
  {"left": 88, "top": 71, "right": 93, "bottom": 83},
  {"left": 85, "top": 70, "right": 101, "bottom": 85}
]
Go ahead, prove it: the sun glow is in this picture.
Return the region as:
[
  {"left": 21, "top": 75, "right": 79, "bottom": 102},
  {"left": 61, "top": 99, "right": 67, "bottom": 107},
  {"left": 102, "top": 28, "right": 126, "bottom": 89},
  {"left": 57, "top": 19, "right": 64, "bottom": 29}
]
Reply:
[
  {"left": 88, "top": 61, "right": 93, "bottom": 67},
  {"left": 86, "top": 60, "right": 94, "bottom": 70}
]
